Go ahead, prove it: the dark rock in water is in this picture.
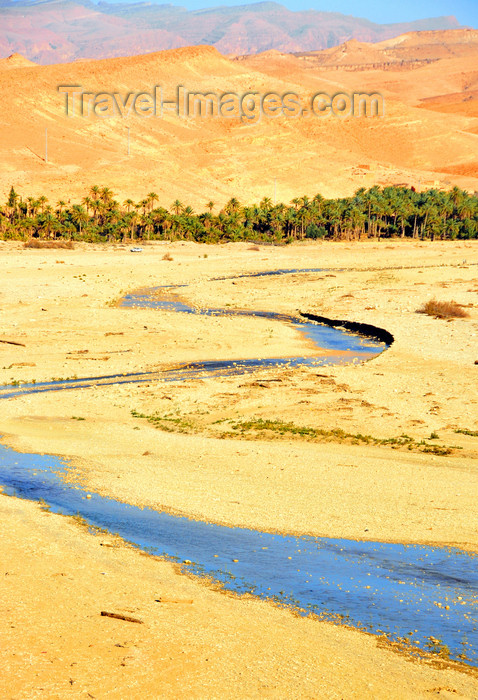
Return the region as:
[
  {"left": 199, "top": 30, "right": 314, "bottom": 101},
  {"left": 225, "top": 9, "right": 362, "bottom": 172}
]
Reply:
[{"left": 300, "top": 312, "right": 394, "bottom": 346}]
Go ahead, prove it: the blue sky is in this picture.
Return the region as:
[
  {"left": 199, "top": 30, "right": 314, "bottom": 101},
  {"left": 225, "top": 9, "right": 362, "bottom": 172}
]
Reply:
[{"left": 178, "top": 0, "right": 478, "bottom": 27}]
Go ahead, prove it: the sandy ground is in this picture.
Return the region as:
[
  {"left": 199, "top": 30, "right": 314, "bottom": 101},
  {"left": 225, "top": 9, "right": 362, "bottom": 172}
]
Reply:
[{"left": 1, "top": 239, "right": 478, "bottom": 695}]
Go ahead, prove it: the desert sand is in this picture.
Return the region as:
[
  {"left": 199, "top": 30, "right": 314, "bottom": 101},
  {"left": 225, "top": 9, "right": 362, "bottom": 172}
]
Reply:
[{"left": 1, "top": 239, "right": 477, "bottom": 696}]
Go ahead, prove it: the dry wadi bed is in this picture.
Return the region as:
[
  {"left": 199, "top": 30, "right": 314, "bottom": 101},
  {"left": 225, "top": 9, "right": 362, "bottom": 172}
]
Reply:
[{"left": 0, "top": 239, "right": 477, "bottom": 696}]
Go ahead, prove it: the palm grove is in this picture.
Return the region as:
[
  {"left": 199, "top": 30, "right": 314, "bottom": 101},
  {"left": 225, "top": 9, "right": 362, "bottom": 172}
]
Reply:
[{"left": 1, "top": 185, "right": 477, "bottom": 242}]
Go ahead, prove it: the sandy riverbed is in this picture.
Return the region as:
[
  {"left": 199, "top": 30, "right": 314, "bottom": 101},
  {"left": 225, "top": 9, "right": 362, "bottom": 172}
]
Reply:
[{"left": 1, "top": 239, "right": 477, "bottom": 695}]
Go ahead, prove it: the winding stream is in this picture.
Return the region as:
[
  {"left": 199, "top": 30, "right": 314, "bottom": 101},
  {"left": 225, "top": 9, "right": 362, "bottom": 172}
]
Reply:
[{"left": 1, "top": 270, "right": 476, "bottom": 666}]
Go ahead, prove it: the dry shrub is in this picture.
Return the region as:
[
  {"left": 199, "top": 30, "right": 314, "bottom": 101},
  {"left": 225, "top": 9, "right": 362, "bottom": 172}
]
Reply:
[
  {"left": 417, "top": 298, "right": 469, "bottom": 319},
  {"left": 162, "top": 252, "right": 173, "bottom": 261},
  {"left": 248, "top": 245, "right": 260, "bottom": 251},
  {"left": 24, "top": 239, "right": 74, "bottom": 249}
]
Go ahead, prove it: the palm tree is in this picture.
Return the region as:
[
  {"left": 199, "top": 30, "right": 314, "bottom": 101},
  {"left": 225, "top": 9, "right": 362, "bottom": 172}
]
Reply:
[
  {"left": 171, "top": 200, "right": 184, "bottom": 215},
  {"left": 225, "top": 197, "right": 241, "bottom": 214},
  {"left": 100, "top": 187, "right": 114, "bottom": 205},
  {"left": 450, "top": 186, "right": 464, "bottom": 210},
  {"left": 56, "top": 200, "right": 67, "bottom": 218},
  {"left": 128, "top": 210, "right": 139, "bottom": 240},
  {"left": 147, "top": 192, "right": 159, "bottom": 212},
  {"left": 458, "top": 198, "right": 475, "bottom": 222},
  {"left": 70, "top": 205, "right": 88, "bottom": 235},
  {"left": 81, "top": 196, "right": 93, "bottom": 215},
  {"left": 296, "top": 196, "right": 311, "bottom": 239},
  {"left": 139, "top": 199, "right": 149, "bottom": 216},
  {"left": 38, "top": 195, "right": 48, "bottom": 215},
  {"left": 312, "top": 193, "right": 325, "bottom": 214},
  {"left": 7, "top": 186, "right": 19, "bottom": 220},
  {"left": 201, "top": 211, "right": 214, "bottom": 230},
  {"left": 26, "top": 196, "right": 37, "bottom": 218}
]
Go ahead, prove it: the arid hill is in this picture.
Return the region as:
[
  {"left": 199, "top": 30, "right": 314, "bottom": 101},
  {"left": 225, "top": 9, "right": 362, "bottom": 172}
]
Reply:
[
  {"left": 0, "top": 0, "right": 462, "bottom": 65},
  {"left": 292, "top": 30, "right": 478, "bottom": 133},
  {"left": 1, "top": 31, "right": 477, "bottom": 208},
  {"left": 295, "top": 29, "right": 478, "bottom": 68},
  {"left": 0, "top": 52, "right": 37, "bottom": 69}
]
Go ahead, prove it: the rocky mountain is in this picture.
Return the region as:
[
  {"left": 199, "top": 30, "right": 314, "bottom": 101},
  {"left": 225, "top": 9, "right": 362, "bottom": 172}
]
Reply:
[{"left": 0, "top": 0, "right": 463, "bottom": 64}]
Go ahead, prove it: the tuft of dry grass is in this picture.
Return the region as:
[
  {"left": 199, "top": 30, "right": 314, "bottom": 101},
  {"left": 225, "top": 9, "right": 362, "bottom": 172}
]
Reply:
[
  {"left": 24, "top": 239, "right": 74, "bottom": 249},
  {"left": 247, "top": 245, "right": 260, "bottom": 251},
  {"left": 417, "top": 298, "right": 469, "bottom": 319},
  {"left": 162, "top": 252, "right": 173, "bottom": 261}
]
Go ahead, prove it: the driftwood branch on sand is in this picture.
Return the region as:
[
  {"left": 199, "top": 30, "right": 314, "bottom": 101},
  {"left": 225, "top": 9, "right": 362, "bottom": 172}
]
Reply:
[
  {"left": 0, "top": 339, "right": 26, "bottom": 347},
  {"left": 100, "top": 611, "right": 144, "bottom": 624}
]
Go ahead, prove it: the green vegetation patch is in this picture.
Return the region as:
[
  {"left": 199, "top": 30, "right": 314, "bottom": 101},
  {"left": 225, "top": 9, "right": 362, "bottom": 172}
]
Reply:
[
  {"left": 455, "top": 428, "right": 478, "bottom": 437},
  {"left": 226, "top": 418, "right": 453, "bottom": 454},
  {"left": 131, "top": 410, "right": 455, "bottom": 456}
]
